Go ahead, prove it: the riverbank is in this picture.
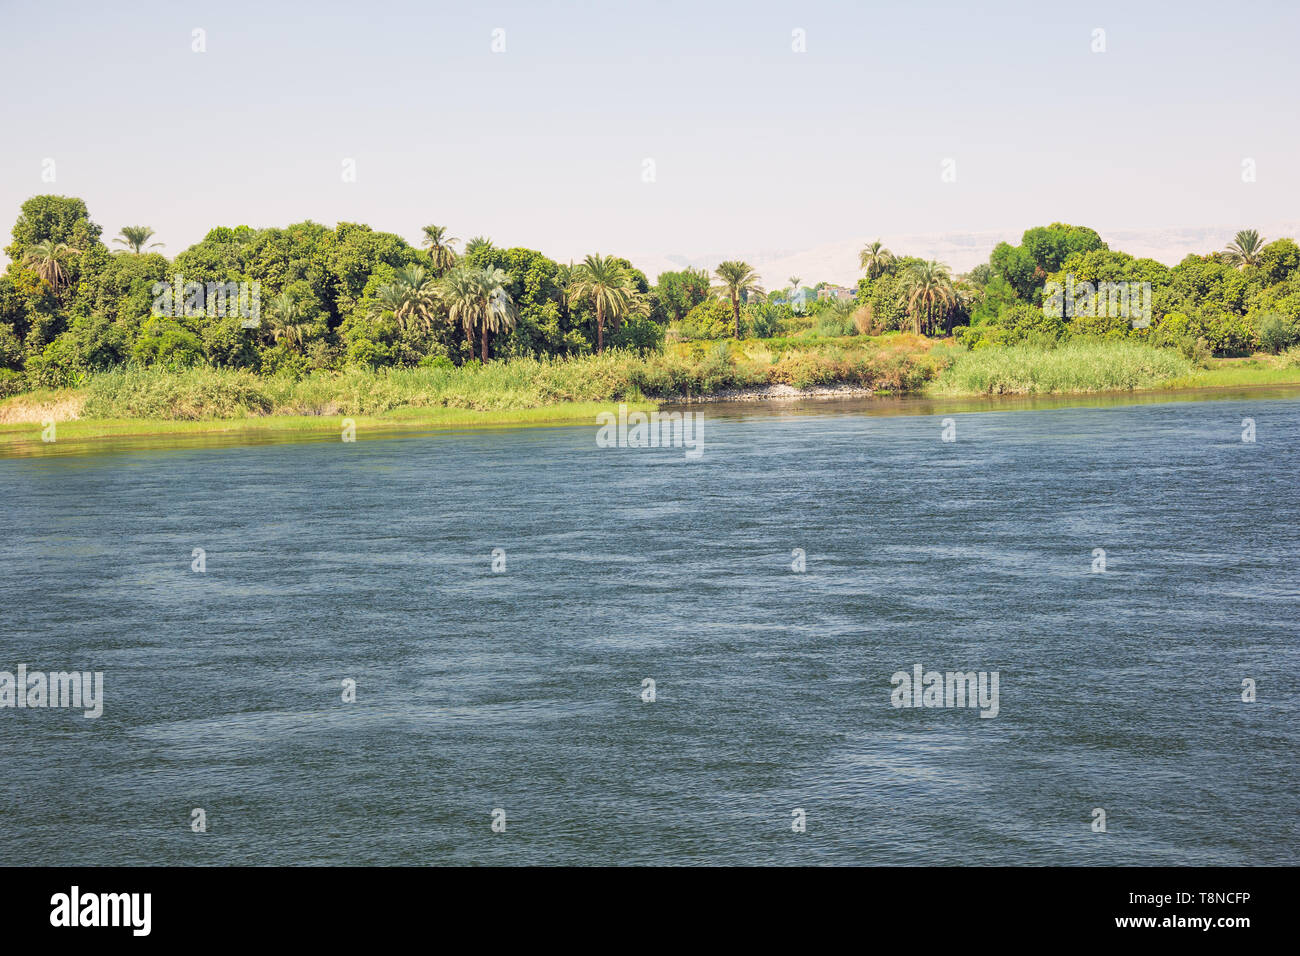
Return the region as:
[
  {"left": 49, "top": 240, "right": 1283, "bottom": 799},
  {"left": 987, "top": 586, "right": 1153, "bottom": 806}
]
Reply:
[{"left": 4, "top": 338, "right": 1300, "bottom": 452}]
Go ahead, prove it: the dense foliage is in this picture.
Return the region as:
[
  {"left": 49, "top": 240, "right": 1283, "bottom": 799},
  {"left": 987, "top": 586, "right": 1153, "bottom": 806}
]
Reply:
[{"left": 3, "top": 198, "right": 1297, "bottom": 401}]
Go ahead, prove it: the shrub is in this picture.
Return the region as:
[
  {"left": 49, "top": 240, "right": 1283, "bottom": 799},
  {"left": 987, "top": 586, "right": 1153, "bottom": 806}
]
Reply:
[
  {"left": 675, "top": 299, "right": 735, "bottom": 341},
  {"left": 0, "top": 369, "right": 27, "bottom": 399},
  {"left": 610, "top": 315, "right": 666, "bottom": 353},
  {"left": 1256, "top": 314, "right": 1297, "bottom": 354}
]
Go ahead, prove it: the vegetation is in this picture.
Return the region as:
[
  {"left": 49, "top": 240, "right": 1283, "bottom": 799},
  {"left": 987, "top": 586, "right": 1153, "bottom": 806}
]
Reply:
[
  {"left": 712, "top": 261, "right": 764, "bottom": 338},
  {"left": 3, "top": 196, "right": 1300, "bottom": 435},
  {"left": 931, "top": 340, "right": 1195, "bottom": 395}
]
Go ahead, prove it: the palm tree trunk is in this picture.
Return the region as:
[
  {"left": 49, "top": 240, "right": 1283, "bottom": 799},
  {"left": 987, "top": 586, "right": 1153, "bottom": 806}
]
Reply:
[
  {"left": 732, "top": 295, "right": 741, "bottom": 338},
  {"left": 481, "top": 322, "right": 489, "bottom": 363},
  {"left": 466, "top": 320, "right": 475, "bottom": 356},
  {"left": 596, "top": 303, "right": 604, "bottom": 352}
]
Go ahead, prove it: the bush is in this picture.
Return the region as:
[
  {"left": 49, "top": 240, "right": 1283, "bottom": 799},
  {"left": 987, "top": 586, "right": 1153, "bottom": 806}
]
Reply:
[
  {"left": 673, "top": 299, "right": 734, "bottom": 341},
  {"left": 0, "top": 368, "right": 27, "bottom": 399},
  {"left": 748, "top": 302, "right": 791, "bottom": 338},
  {"left": 816, "top": 311, "right": 855, "bottom": 337},
  {"left": 610, "top": 315, "right": 665, "bottom": 354},
  {"left": 1256, "top": 314, "right": 1297, "bottom": 354}
]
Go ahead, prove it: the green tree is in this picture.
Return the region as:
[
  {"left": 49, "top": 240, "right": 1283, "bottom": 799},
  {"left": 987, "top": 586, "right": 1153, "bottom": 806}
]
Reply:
[
  {"left": 713, "top": 261, "right": 763, "bottom": 338},
  {"left": 421, "top": 224, "right": 458, "bottom": 275},
  {"left": 440, "top": 265, "right": 517, "bottom": 362},
  {"left": 22, "top": 239, "right": 81, "bottom": 296},
  {"left": 464, "top": 236, "right": 495, "bottom": 262},
  {"left": 113, "top": 226, "right": 163, "bottom": 254},
  {"left": 654, "top": 268, "right": 710, "bottom": 323},
  {"left": 858, "top": 241, "right": 895, "bottom": 279},
  {"left": 568, "top": 254, "right": 638, "bottom": 352},
  {"left": 267, "top": 292, "right": 310, "bottom": 353},
  {"left": 4, "top": 195, "right": 102, "bottom": 263},
  {"left": 1223, "top": 229, "right": 1265, "bottom": 269},
  {"left": 900, "top": 260, "right": 956, "bottom": 335}
]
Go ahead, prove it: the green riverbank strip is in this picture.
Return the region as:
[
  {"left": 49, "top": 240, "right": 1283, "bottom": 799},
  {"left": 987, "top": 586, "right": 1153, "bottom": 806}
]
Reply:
[
  {"left": 4, "top": 362, "right": 1300, "bottom": 457},
  {"left": 0, "top": 401, "right": 655, "bottom": 455}
]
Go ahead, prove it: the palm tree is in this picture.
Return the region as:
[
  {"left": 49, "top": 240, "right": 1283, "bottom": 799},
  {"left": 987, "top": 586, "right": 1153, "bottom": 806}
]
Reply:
[
  {"left": 899, "top": 260, "right": 956, "bottom": 335},
  {"left": 267, "top": 292, "right": 310, "bottom": 352},
  {"left": 370, "top": 265, "right": 441, "bottom": 337},
  {"left": 22, "top": 239, "right": 81, "bottom": 294},
  {"left": 788, "top": 276, "right": 801, "bottom": 294},
  {"left": 713, "top": 261, "right": 763, "bottom": 338},
  {"left": 421, "top": 224, "right": 458, "bottom": 275},
  {"left": 464, "top": 236, "right": 495, "bottom": 260},
  {"left": 113, "top": 226, "right": 163, "bottom": 254},
  {"left": 567, "top": 254, "right": 638, "bottom": 352},
  {"left": 440, "top": 265, "right": 517, "bottom": 362},
  {"left": 859, "top": 240, "right": 894, "bottom": 279},
  {"left": 1222, "top": 229, "right": 1265, "bottom": 269}
]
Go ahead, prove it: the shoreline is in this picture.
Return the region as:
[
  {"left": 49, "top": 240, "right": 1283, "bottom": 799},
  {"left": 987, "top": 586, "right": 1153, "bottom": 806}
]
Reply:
[{"left": 6, "top": 379, "right": 1300, "bottom": 457}]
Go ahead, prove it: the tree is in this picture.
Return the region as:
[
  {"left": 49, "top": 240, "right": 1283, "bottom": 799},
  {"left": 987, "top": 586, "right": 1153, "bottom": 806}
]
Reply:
[
  {"left": 713, "top": 261, "right": 763, "bottom": 338},
  {"left": 4, "top": 195, "right": 102, "bottom": 264},
  {"left": 421, "top": 224, "right": 458, "bottom": 275},
  {"left": 440, "top": 265, "right": 517, "bottom": 362},
  {"left": 858, "top": 241, "right": 894, "bottom": 279},
  {"left": 372, "top": 264, "right": 439, "bottom": 335},
  {"left": 899, "top": 260, "right": 956, "bottom": 335},
  {"left": 22, "top": 239, "right": 81, "bottom": 295},
  {"left": 464, "top": 236, "right": 495, "bottom": 261},
  {"left": 990, "top": 224, "right": 1108, "bottom": 301},
  {"left": 114, "top": 226, "right": 163, "bottom": 254},
  {"left": 654, "top": 268, "right": 710, "bottom": 323},
  {"left": 568, "top": 254, "right": 638, "bottom": 352},
  {"left": 1223, "top": 229, "right": 1265, "bottom": 269},
  {"left": 267, "top": 292, "right": 310, "bottom": 352}
]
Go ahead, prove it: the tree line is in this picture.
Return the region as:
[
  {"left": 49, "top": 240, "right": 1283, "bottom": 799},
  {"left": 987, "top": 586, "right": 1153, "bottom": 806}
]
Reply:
[{"left": 3, "top": 197, "right": 1298, "bottom": 396}]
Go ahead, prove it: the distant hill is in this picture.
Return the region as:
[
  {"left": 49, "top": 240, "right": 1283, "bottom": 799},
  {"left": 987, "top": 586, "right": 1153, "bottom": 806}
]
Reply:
[{"left": 629, "top": 222, "right": 1300, "bottom": 286}]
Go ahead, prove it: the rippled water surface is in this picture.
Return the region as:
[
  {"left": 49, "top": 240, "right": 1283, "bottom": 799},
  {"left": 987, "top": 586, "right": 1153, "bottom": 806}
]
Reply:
[{"left": 2, "top": 395, "right": 1297, "bottom": 864}]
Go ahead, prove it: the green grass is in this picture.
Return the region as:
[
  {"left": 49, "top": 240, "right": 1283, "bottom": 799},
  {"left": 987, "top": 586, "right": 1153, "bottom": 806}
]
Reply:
[
  {"left": 929, "top": 340, "right": 1198, "bottom": 395},
  {"left": 0, "top": 401, "right": 650, "bottom": 452},
  {"left": 929, "top": 340, "right": 1300, "bottom": 396},
  {"left": 1159, "top": 360, "right": 1300, "bottom": 390}
]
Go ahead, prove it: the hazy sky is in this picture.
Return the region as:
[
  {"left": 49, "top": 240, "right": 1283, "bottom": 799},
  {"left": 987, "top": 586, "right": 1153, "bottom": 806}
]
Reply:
[{"left": 2, "top": 0, "right": 1296, "bottom": 279}]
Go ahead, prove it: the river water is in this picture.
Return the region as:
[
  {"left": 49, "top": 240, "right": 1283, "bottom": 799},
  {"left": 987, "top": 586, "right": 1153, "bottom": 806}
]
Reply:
[{"left": 2, "top": 392, "right": 1297, "bottom": 864}]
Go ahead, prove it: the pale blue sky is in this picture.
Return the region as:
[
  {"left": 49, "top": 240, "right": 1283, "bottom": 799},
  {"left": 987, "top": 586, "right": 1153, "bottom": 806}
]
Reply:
[{"left": 1, "top": 0, "right": 1296, "bottom": 277}]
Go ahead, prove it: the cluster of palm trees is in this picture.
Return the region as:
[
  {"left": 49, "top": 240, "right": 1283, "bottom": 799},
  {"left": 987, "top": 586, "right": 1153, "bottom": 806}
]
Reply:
[
  {"left": 22, "top": 226, "right": 166, "bottom": 301},
  {"left": 859, "top": 239, "right": 959, "bottom": 334},
  {"left": 357, "top": 227, "right": 518, "bottom": 362}
]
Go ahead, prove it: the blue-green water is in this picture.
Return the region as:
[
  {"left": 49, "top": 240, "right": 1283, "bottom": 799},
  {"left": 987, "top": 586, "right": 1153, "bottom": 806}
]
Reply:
[{"left": 2, "top": 395, "right": 1297, "bottom": 865}]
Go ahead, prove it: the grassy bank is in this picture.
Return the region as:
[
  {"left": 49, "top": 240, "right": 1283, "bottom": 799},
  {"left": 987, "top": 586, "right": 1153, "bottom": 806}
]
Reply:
[
  {"left": 929, "top": 340, "right": 1300, "bottom": 395},
  {"left": 4, "top": 337, "right": 1300, "bottom": 451},
  {"left": 0, "top": 401, "right": 640, "bottom": 451}
]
